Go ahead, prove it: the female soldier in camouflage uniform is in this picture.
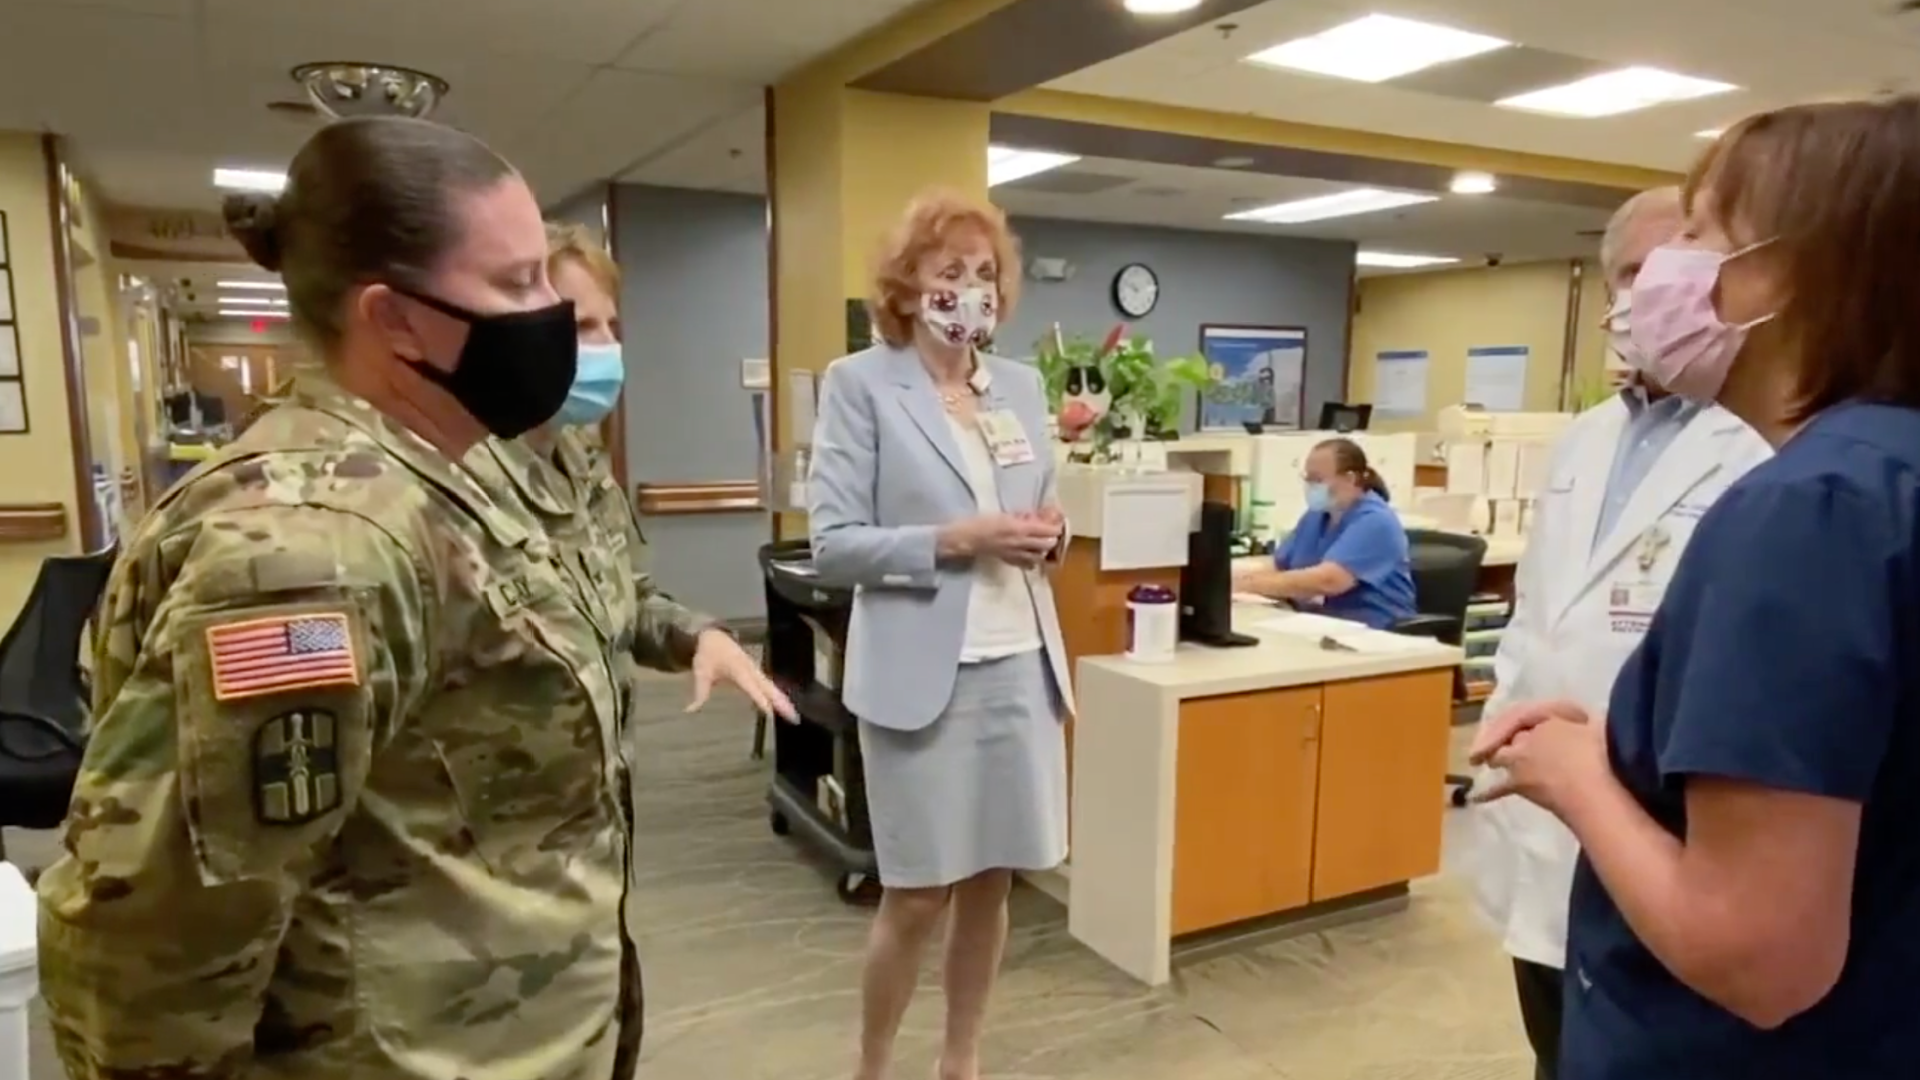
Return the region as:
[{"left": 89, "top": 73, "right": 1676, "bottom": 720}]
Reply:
[{"left": 34, "top": 116, "right": 695, "bottom": 1080}]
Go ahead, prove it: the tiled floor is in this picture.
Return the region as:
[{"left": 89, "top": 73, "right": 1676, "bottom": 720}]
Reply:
[{"left": 19, "top": 682, "right": 1528, "bottom": 1080}]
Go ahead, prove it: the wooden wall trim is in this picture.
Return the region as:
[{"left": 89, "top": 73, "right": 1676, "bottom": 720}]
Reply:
[
  {"left": 634, "top": 480, "right": 764, "bottom": 516},
  {"left": 764, "top": 84, "right": 782, "bottom": 543},
  {"left": 0, "top": 502, "right": 70, "bottom": 543}
]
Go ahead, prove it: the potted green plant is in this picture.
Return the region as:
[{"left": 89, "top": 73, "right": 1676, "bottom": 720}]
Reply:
[{"left": 1034, "top": 323, "right": 1212, "bottom": 464}]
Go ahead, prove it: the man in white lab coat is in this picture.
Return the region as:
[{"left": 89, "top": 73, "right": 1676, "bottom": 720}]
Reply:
[{"left": 1466, "top": 187, "right": 1772, "bottom": 1080}]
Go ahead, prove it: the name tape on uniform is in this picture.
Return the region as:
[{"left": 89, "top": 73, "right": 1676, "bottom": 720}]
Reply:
[{"left": 206, "top": 612, "right": 362, "bottom": 702}]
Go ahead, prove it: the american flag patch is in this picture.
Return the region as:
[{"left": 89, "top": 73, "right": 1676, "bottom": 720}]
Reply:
[{"left": 205, "top": 613, "right": 361, "bottom": 702}]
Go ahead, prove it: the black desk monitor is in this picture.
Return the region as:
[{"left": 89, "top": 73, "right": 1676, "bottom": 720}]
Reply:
[
  {"left": 196, "top": 393, "right": 228, "bottom": 426},
  {"left": 1180, "top": 500, "right": 1258, "bottom": 648},
  {"left": 1317, "top": 402, "right": 1373, "bottom": 433},
  {"left": 164, "top": 391, "right": 194, "bottom": 427}
]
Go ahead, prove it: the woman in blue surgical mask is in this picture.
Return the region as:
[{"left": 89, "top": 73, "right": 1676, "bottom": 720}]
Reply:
[
  {"left": 524, "top": 222, "right": 790, "bottom": 708},
  {"left": 1233, "top": 436, "right": 1416, "bottom": 629}
]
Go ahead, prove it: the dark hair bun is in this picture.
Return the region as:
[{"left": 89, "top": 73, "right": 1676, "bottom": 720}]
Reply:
[{"left": 223, "top": 193, "right": 284, "bottom": 272}]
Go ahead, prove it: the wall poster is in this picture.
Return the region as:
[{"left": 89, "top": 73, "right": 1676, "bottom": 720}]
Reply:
[
  {"left": 1464, "top": 345, "right": 1530, "bottom": 411},
  {"left": 1373, "top": 349, "right": 1430, "bottom": 419},
  {"left": 1196, "top": 324, "right": 1307, "bottom": 431}
]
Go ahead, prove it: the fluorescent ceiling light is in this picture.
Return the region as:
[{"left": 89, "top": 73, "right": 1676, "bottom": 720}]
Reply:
[
  {"left": 214, "top": 168, "right": 287, "bottom": 193},
  {"left": 1123, "top": 0, "right": 1203, "bottom": 12},
  {"left": 987, "top": 145, "right": 1079, "bottom": 186},
  {"left": 1695, "top": 128, "right": 1723, "bottom": 138},
  {"left": 1244, "top": 14, "right": 1509, "bottom": 84},
  {"left": 1450, "top": 171, "right": 1497, "bottom": 195},
  {"left": 1497, "top": 67, "right": 1736, "bottom": 118},
  {"left": 1356, "top": 251, "right": 1459, "bottom": 269},
  {"left": 217, "top": 280, "right": 284, "bottom": 291},
  {"left": 220, "top": 309, "right": 289, "bottom": 319},
  {"left": 219, "top": 296, "right": 288, "bottom": 307},
  {"left": 1226, "top": 187, "right": 1439, "bottom": 224}
]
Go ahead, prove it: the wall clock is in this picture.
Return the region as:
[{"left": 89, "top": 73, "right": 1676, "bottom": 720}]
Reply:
[{"left": 1112, "top": 262, "right": 1159, "bottom": 319}]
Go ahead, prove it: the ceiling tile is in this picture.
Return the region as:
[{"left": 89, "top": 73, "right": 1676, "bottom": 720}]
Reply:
[
  {"left": 503, "top": 69, "right": 759, "bottom": 206},
  {"left": 201, "top": 0, "right": 682, "bottom": 66},
  {"left": 612, "top": 0, "right": 925, "bottom": 80}
]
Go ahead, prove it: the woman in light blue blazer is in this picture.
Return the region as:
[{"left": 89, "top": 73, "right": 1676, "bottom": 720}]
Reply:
[{"left": 809, "top": 190, "right": 1075, "bottom": 1080}]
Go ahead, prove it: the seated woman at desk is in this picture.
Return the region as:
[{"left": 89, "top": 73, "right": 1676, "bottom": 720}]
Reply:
[{"left": 1233, "top": 437, "right": 1416, "bottom": 630}]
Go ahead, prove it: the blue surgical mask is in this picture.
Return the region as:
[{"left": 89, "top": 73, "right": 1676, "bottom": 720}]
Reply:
[
  {"left": 554, "top": 342, "right": 625, "bottom": 426},
  {"left": 1304, "top": 481, "right": 1332, "bottom": 512}
]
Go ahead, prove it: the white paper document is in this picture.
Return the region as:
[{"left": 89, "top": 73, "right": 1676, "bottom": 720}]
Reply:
[{"left": 1255, "top": 611, "right": 1440, "bottom": 654}]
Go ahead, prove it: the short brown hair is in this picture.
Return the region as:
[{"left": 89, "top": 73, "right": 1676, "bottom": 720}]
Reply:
[
  {"left": 546, "top": 221, "right": 620, "bottom": 299},
  {"left": 1688, "top": 95, "right": 1920, "bottom": 419},
  {"left": 867, "top": 189, "right": 1022, "bottom": 348},
  {"left": 222, "top": 117, "right": 516, "bottom": 351}
]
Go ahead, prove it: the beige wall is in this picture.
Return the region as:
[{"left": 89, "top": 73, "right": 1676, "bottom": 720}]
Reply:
[
  {"left": 0, "top": 132, "right": 82, "bottom": 625},
  {"left": 1346, "top": 259, "right": 1612, "bottom": 430}
]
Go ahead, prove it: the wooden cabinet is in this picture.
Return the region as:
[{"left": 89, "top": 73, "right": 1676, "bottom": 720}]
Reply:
[
  {"left": 1166, "top": 669, "right": 1453, "bottom": 937},
  {"left": 1311, "top": 669, "right": 1454, "bottom": 901},
  {"left": 1170, "top": 687, "right": 1321, "bottom": 935}
]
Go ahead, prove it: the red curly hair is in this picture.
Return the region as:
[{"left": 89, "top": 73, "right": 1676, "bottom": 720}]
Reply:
[{"left": 867, "top": 188, "right": 1022, "bottom": 348}]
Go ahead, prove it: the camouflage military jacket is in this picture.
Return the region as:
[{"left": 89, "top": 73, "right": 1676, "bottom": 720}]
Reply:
[
  {"left": 467, "top": 429, "right": 716, "bottom": 676},
  {"left": 37, "top": 375, "right": 639, "bottom": 1080}
]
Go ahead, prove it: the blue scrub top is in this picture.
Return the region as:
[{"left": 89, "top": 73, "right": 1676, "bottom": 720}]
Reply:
[
  {"left": 1273, "top": 492, "right": 1416, "bottom": 630},
  {"left": 1564, "top": 402, "right": 1920, "bottom": 1080}
]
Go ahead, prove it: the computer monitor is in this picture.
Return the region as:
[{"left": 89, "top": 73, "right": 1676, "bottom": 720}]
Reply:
[
  {"left": 196, "top": 393, "right": 228, "bottom": 427},
  {"left": 1317, "top": 402, "right": 1373, "bottom": 433},
  {"left": 1180, "top": 500, "right": 1258, "bottom": 648},
  {"left": 164, "top": 391, "right": 194, "bottom": 428}
]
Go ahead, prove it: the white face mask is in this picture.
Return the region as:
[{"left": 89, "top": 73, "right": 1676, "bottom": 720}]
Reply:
[{"left": 920, "top": 286, "right": 998, "bottom": 349}]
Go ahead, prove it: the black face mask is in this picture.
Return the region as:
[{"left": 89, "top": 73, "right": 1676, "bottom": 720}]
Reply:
[{"left": 391, "top": 286, "right": 578, "bottom": 440}]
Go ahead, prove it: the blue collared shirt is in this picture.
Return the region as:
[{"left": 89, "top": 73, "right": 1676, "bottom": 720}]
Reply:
[{"left": 1593, "top": 386, "right": 1701, "bottom": 551}]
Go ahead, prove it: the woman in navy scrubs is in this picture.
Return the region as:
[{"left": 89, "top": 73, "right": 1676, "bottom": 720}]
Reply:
[
  {"left": 1234, "top": 437, "right": 1415, "bottom": 629},
  {"left": 1470, "top": 96, "right": 1920, "bottom": 1080}
]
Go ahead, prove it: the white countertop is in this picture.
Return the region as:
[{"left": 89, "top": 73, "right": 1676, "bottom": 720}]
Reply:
[{"left": 1080, "top": 605, "right": 1462, "bottom": 699}]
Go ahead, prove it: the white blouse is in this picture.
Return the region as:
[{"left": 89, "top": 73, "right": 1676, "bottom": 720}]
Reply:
[{"left": 945, "top": 413, "right": 1044, "bottom": 662}]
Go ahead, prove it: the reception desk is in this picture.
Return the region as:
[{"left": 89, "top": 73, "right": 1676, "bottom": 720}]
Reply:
[{"left": 1049, "top": 606, "right": 1462, "bottom": 985}]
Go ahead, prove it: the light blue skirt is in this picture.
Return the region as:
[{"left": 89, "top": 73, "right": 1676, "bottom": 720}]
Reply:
[{"left": 858, "top": 649, "right": 1068, "bottom": 889}]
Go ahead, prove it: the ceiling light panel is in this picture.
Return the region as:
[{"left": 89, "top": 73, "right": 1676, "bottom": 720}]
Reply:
[
  {"left": 1497, "top": 67, "right": 1736, "bottom": 118},
  {"left": 1450, "top": 171, "right": 1497, "bottom": 195},
  {"left": 1123, "top": 0, "right": 1203, "bottom": 12},
  {"left": 1356, "top": 252, "right": 1459, "bottom": 268},
  {"left": 1226, "top": 188, "right": 1439, "bottom": 224},
  {"left": 220, "top": 309, "right": 290, "bottom": 319},
  {"left": 219, "top": 296, "right": 289, "bottom": 307},
  {"left": 1244, "top": 14, "right": 1510, "bottom": 84},
  {"left": 217, "top": 280, "right": 285, "bottom": 291},
  {"left": 213, "top": 168, "right": 287, "bottom": 193},
  {"left": 987, "top": 146, "right": 1081, "bottom": 187}
]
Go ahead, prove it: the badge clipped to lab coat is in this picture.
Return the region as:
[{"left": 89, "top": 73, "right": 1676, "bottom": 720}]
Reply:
[
  {"left": 1608, "top": 525, "right": 1672, "bottom": 635},
  {"left": 977, "top": 410, "right": 1035, "bottom": 466}
]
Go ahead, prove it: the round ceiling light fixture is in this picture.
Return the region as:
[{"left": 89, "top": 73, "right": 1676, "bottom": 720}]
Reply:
[
  {"left": 1450, "top": 171, "right": 1498, "bottom": 195},
  {"left": 292, "top": 62, "right": 450, "bottom": 121},
  {"left": 1123, "top": 0, "right": 1205, "bottom": 14}
]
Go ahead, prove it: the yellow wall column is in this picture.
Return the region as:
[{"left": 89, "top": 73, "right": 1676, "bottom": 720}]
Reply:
[
  {"left": 769, "top": 83, "right": 989, "bottom": 537},
  {"left": 1346, "top": 260, "right": 1614, "bottom": 429},
  {"left": 0, "top": 132, "right": 83, "bottom": 623}
]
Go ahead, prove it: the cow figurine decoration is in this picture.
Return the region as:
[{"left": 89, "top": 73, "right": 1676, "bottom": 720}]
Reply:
[{"left": 1055, "top": 322, "right": 1127, "bottom": 443}]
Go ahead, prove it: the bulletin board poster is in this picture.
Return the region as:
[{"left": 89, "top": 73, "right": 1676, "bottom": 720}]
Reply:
[
  {"left": 1464, "top": 345, "right": 1530, "bottom": 411},
  {"left": 1197, "top": 324, "right": 1308, "bottom": 431},
  {"left": 1373, "top": 350, "right": 1431, "bottom": 419}
]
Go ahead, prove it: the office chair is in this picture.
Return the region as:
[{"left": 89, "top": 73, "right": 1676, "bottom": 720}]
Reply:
[
  {"left": 0, "top": 546, "right": 117, "bottom": 860},
  {"left": 1388, "top": 529, "right": 1488, "bottom": 808}
]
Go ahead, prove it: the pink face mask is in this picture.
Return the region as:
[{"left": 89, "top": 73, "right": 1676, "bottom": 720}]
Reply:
[{"left": 1626, "top": 242, "right": 1774, "bottom": 402}]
